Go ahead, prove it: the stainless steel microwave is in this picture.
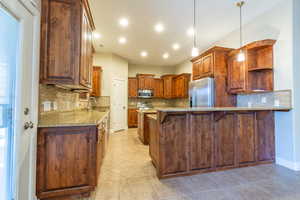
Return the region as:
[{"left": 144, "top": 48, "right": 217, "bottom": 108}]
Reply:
[{"left": 138, "top": 89, "right": 153, "bottom": 98}]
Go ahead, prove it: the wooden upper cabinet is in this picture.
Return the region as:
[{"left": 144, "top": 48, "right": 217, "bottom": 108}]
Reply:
[
  {"left": 161, "top": 75, "right": 175, "bottom": 99},
  {"left": 137, "top": 74, "right": 155, "bottom": 90},
  {"left": 227, "top": 53, "right": 247, "bottom": 93},
  {"left": 172, "top": 74, "right": 191, "bottom": 98},
  {"left": 40, "top": 0, "right": 95, "bottom": 88},
  {"left": 91, "top": 67, "right": 102, "bottom": 97},
  {"left": 128, "top": 77, "right": 138, "bottom": 98},
  {"left": 191, "top": 47, "right": 233, "bottom": 81},
  {"left": 153, "top": 78, "right": 164, "bottom": 98},
  {"left": 227, "top": 40, "right": 275, "bottom": 94}
]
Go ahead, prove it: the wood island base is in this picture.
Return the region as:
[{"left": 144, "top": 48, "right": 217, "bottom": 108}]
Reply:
[{"left": 147, "top": 110, "right": 275, "bottom": 179}]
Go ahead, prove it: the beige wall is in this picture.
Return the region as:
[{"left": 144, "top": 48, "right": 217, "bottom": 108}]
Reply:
[
  {"left": 93, "top": 53, "right": 129, "bottom": 131},
  {"left": 174, "top": 60, "right": 192, "bottom": 74},
  {"left": 128, "top": 64, "right": 175, "bottom": 77}
]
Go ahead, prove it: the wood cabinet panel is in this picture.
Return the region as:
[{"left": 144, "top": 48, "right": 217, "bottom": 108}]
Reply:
[
  {"left": 154, "top": 78, "right": 164, "bottom": 98},
  {"left": 40, "top": 0, "right": 94, "bottom": 88},
  {"left": 91, "top": 67, "right": 102, "bottom": 97},
  {"left": 256, "top": 111, "right": 275, "bottom": 162},
  {"left": 161, "top": 114, "right": 188, "bottom": 174},
  {"left": 227, "top": 54, "right": 247, "bottom": 93},
  {"left": 162, "top": 75, "right": 175, "bottom": 99},
  {"left": 128, "top": 78, "right": 138, "bottom": 98},
  {"left": 137, "top": 74, "right": 155, "bottom": 90},
  {"left": 201, "top": 53, "right": 214, "bottom": 77},
  {"left": 237, "top": 113, "right": 256, "bottom": 164},
  {"left": 192, "top": 59, "right": 201, "bottom": 80},
  {"left": 214, "top": 113, "right": 235, "bottom": 168},
  {"left": 190, "top": 113, "right": 214, "bottom": 170},
  {"left": 37, "top": 126, "right": 97, "bottom": 199},
  {"left": 128, "top": 108, "right": 138, "bottom": 128},
  {"left": 148, "top": 116, "right": 159, "bottom": 167}
]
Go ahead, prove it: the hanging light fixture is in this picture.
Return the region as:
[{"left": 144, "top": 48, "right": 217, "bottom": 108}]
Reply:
[
  {"left": 237, "top": 1, "right": 245, "bottom": 62},
  {"left": 191, "top": 0, "right": 199, "bottom": 57}
]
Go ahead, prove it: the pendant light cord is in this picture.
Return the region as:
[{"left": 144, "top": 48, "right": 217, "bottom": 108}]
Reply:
[
  {"left": 193, "top": 0, "right": 196, "bottom": 47},
  {"left": 239, "top": 1, "right": 243, "bottom": 48}
]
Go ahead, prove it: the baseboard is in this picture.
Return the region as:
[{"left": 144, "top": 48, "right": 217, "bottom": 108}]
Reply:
[{"left": 276, "top": 157, "right": 300, "bottom": 171}]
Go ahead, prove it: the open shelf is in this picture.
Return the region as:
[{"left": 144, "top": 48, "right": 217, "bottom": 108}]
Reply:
[{"left": 248, "top": 66, "right": 273, "bottom": 72}]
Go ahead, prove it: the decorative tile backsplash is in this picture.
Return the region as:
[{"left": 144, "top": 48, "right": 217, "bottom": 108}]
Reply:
[
  {"left": 237, "top": 90, "right": 292, "bottom": 108},
  {"left": 39, "top": 84, "right": 88, "bottom": 114}
]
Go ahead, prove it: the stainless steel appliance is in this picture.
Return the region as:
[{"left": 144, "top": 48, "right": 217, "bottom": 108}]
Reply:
[
  {"left": 138, "top": 89, "right": 153, "bottom": 98},
  {"left": 189, "top": 77, "right": 214, "bottom": 107}
]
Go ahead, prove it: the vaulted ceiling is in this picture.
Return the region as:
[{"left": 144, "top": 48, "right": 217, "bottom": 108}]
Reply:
[{"left": 89, "top": 0, "right": 283, "bottom": 66}]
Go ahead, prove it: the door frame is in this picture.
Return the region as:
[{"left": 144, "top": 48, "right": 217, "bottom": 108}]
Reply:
[
  {"left": 111, "top": 78, "right": 127, "bottom": 132},
  {"left": 0, "top": 0, "right": 40, "bottom": 199}
]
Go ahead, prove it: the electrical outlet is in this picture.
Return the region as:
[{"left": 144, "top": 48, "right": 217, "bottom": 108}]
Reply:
[
  {"left": 53, "top": 102, "right": 58, "bottom": 110},
  {"left": 274, "top": 100, "right": 280, "bottom": 107},
  {"left": 43, "top": 101, "right": 51, "bottom": 112},
  {"left": 247, "top": 102, "right": 252, "bottom": 107},
  {"left": 262, "top": 97, "right": 267, "bottom": 103}
]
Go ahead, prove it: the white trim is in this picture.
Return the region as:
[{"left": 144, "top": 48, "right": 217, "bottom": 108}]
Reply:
[{"left": 276, "top": 157, "right": 300, "bottom": 171}]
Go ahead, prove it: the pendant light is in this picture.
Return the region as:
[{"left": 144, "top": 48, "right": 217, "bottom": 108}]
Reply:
[
  {"left": 237, "top": 1, "right": 245, "bottom": 62},
  {"left": 191, "top": 0, "right": 199, "bottom": 57}
]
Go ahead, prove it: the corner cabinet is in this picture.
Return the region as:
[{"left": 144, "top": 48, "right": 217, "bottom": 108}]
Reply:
[
  {"left": 227, "top": 40, "right": 275, "bottom": 94},
  {"left": 40, "top": 0, "right": 95, "bottom": 89}
]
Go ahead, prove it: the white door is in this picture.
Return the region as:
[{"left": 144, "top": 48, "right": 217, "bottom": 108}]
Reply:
[
  {"left": 111, "top": 79, "right": 126, "bottom": 132},
  {"left": 0, "top": 0, "right": 40, "bottom": 200}
]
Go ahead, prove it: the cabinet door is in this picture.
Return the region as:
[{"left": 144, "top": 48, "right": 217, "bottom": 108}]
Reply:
[
  {"left": 192, "top": 59, "right": 201, "bottom": 80},
  {"left": 80, "top": 6, "right": 92, "bottom": 88},
  {"left": 237, "top": 113, "right": 256, "bottom": 164},
  {"left": 128, "top": 78, "right": 138, "bottom": 97},
  {"left": 228, "top": 54, "right": 247, "bottom": 93},
  {"left": 201, "top": 53, "right": 213, "bottom": 77},
  {"left": 149, "top": 118, "right": 159, "bottom": 167},
  {"left": 190, "top": 113, "right": 214, "bottom": 170},
  {"left": 256, "top": 111, "right": 275, "bottom": 162},
  {"left": 163, "top": 77, "right": 173, "bottom": 98},
  {"left": 161, "top": 115, "right": 188, "bottom": 175},
  {"left": 37, "top": 127, "right": 97, "bottom": 199},
  {"left": 91, "top": 67, "right": 102, "bottom": 97},
  {"left": 214, "top": 113, "right": 236, "bottom": 168},
  {"left": 128, "top": 109, "right": 138, "bottom": 127},
  {"left": 154, "top": 79, "right": 164, "bottom": 98},
  {"left": 40, "top": 0, "right": 81, "bottom": 84},
  {"left": 145, "top": 76, "right": 154, "bottom": 89}
]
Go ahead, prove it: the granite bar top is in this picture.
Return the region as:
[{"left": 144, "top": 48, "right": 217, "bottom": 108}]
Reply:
[
  {"left": 147, "top": 114, "right": 157, "bottom": 120},
  {"left": 156, "top": 106, "right": 292, "bottom": 112},
  {"left": 137, "top": 109, "right": 157, "bottom": 114},
  {"left": 38, "top": 110, "right": 110, "bottom": 128}
]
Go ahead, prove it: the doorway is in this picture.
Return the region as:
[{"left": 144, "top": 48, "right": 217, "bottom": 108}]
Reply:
[
  {"left": 111, "top": 78, "right": 127, "bottom": 132},
  {"left": 0, "top": 0, "right": 40, "bottom": 199}
]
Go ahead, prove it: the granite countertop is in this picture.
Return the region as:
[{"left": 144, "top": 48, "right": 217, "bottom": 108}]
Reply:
[
  {"left": 156, "top": 106, "right": 292, "bottom": 112},
  {"left": 38, "top": 110, "right": 110, "bottom": 128},
  {"left": 147, "top": 114, "right": 157, "bottom": 120},
  {"left": 137, "top": 109, "right": 157, "bottom": 113}
]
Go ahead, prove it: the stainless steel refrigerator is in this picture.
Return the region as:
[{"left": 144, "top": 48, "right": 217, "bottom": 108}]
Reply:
[{"left": 189, "top": 77, "right": 214, "bottom": 107}]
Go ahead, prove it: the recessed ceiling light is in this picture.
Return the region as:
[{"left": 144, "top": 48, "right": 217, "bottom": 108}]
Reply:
[
  {"left": 119, "top": 18, "right": 129, "bottom": 27},
  {"left": 155, "top": 23, "right": 165, "bottom": 33},
  {"left": 118, "top": 37, "right": 127, "bottom": 44},
  {"left": 187, "top": 27, "right": 195, "bottom": 36},
  {"left": 93, "top": 32, "right": 101, "bottom": 39},
  {"left": 172, "top": 43, "right": 180, "bottom": 50},
  {"left": 140, "top": 51, "right": 148, "bottom": 57},
  {"left": 163, "top": 53, "right": 169, "bottom": 59}
]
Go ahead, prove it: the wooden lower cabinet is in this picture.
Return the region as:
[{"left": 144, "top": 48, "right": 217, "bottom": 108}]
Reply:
[
  {"left": 37, "top": 122, "right": 109, "bottom": 199},
  {"left": 128, "top": 108, "right": 138, "bottom": 127},
  {"left": 150, "top": 111, "right": 275, "bottom": 178},
  {"left": 190, "top": 113, "right": 214, "bottom": 171}
]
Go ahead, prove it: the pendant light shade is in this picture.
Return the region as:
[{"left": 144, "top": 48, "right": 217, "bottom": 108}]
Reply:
[
  {"left": 191, "top": 0, "right": 199, "bottom": 57},
  {"left": 237, "top": 1, "right": 245, "bottom": 62}
]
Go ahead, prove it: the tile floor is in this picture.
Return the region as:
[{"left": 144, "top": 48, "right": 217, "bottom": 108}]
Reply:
[{"left": 87, "top": 128, "right": 300, "bottom": 200}]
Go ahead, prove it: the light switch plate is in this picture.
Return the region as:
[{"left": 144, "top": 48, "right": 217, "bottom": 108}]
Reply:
[
  {"left": 248, "top": 102, "right": 252, "bottom": 107},
  {"left": 43, "top": 101, "right": 51, "bottom": 112},
  {"left": 53, "top": 102, "right": 58, "bottom": 110},
  {"left": 262, "top": 97, "right": 267, "bottom": 103}
]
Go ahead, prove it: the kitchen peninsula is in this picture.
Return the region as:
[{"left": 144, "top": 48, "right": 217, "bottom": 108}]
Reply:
[{"left": 149, "top": 106, "right": 291, "bottom": 179}]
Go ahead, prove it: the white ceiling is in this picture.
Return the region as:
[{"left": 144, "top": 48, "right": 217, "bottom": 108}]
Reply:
[{"left": 89, "top": 0, "right": 283, "bottom": 66}]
